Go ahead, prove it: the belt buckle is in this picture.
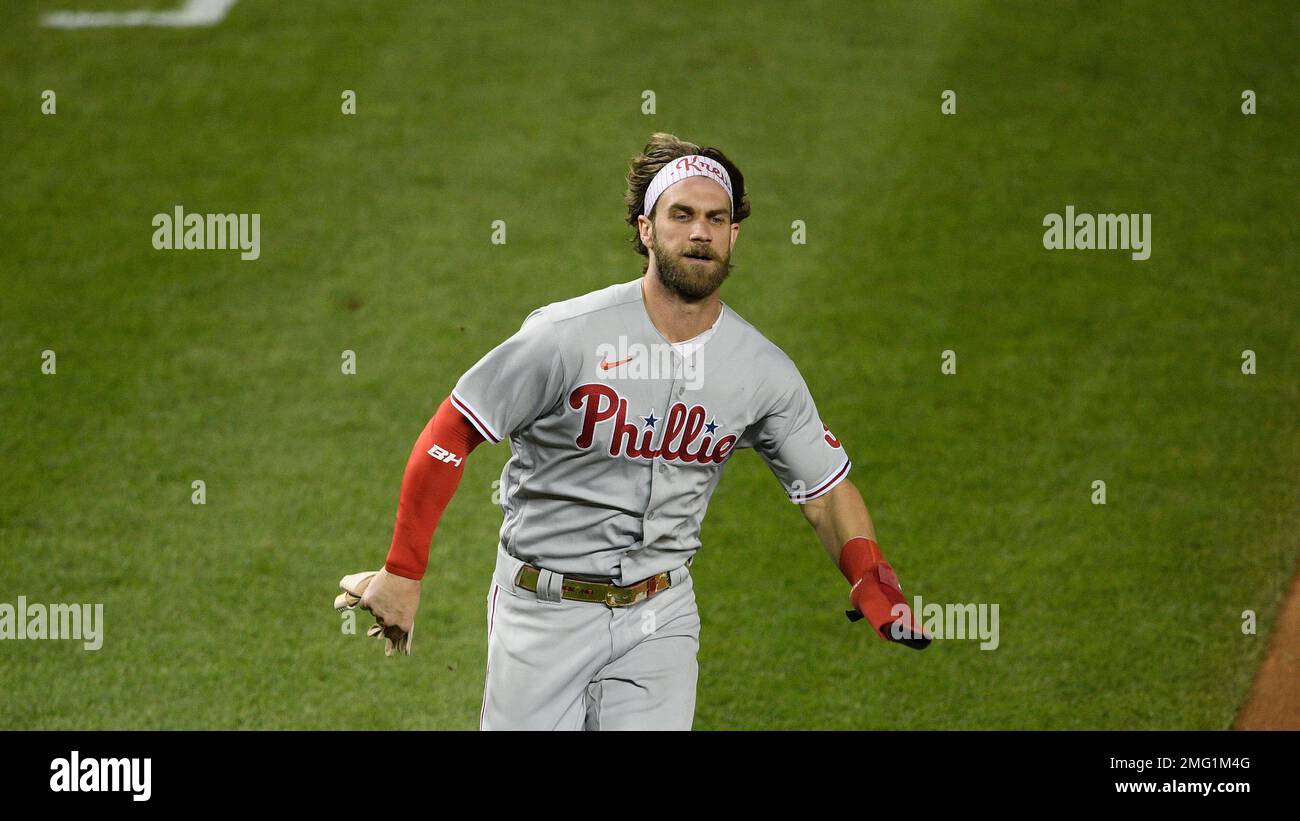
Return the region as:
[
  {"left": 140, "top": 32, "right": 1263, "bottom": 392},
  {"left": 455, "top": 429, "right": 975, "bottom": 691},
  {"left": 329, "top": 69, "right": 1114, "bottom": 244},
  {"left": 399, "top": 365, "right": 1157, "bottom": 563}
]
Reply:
[
  {"left": 603, "top": 573, "right": 668, "bottom": 608},
  {"left": 605, "top": 586, "right": 642, "bottom": 607}
]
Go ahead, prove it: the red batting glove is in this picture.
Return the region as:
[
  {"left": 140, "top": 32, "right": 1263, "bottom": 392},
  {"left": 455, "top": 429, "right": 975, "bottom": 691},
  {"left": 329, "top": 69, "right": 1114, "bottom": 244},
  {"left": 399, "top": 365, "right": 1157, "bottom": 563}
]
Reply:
[{"left": 839, "top": 537, "right": 931, "bottom": 650}]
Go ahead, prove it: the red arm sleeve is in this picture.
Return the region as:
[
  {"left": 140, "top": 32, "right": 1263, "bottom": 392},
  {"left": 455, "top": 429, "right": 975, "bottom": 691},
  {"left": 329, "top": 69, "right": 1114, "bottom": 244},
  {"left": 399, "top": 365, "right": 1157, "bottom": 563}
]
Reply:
[{"left": 383, "top": 395, "right": 488, "bottom": 580}]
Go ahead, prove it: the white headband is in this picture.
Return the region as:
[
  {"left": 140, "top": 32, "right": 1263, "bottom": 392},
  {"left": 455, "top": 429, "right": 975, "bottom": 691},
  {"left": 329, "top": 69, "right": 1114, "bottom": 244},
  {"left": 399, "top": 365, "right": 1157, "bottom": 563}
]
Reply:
[{"left": 643, "top": 154, "right": 734, "bottom": 218}]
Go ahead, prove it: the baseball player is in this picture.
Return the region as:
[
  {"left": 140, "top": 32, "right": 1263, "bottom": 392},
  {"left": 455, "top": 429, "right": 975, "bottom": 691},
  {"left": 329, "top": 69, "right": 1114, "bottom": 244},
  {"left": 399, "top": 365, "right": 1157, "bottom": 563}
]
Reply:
[{"left": 336, "top": 132, "right": 930, "bottom": 730}]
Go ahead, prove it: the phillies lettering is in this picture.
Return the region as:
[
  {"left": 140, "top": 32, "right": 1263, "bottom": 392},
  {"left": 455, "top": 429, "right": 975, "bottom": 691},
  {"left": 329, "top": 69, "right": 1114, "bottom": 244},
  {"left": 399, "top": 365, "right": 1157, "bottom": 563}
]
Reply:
[{"left": 569, "top": 384, "right": 736, "bottom": 464}]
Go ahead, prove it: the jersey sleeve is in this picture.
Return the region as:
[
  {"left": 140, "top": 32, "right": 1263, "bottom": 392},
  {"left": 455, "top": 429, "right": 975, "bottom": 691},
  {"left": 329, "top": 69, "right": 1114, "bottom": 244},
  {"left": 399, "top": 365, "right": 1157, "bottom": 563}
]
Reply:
[
  {"left": 450, "top": 308, "right": 567, "bottom": 443},
  {"left": 750, "top": 362, "right": 851, "bottom": 502}
]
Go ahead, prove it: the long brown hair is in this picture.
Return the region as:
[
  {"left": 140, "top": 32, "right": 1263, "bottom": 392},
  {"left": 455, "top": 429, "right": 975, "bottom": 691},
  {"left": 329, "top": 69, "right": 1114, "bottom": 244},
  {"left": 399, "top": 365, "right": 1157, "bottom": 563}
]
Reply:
[{"left": 623, "top": 133, "right": 751, "bottom": 266}]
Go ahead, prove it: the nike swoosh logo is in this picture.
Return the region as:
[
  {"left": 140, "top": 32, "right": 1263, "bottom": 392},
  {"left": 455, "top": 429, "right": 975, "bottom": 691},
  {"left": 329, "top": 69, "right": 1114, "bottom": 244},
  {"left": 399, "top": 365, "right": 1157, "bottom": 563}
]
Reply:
[{"left": 600, "top": 356, "right": 636, "bottom": 370}]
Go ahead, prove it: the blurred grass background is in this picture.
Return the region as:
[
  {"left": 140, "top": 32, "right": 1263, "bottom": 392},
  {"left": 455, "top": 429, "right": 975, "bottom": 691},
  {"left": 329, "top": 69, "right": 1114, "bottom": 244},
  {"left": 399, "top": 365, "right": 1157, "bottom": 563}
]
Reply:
[{"left": 0, "top": 0, "right": 1296, "bottom": 728}]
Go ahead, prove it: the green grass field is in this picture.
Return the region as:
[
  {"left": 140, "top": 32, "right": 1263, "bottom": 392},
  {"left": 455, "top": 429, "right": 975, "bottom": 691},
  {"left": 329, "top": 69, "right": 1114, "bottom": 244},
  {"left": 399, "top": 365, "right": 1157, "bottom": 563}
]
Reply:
[{"left": 1, "top": 0, "right": 1296, "bottom": 729}]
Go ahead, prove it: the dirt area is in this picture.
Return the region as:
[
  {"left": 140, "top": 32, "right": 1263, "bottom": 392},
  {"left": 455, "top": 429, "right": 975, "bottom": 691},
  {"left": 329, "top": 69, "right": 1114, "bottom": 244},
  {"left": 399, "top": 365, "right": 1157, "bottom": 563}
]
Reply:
[{"left": 1234, "top": 564, "right": 1300, "bottom": 729}]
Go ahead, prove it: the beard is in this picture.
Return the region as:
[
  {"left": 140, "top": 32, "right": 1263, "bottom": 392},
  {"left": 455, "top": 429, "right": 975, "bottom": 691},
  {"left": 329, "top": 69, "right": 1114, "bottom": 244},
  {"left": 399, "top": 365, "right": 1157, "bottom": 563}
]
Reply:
[{"left": 650, "top": 230, "right": 733, "bottom": 301}]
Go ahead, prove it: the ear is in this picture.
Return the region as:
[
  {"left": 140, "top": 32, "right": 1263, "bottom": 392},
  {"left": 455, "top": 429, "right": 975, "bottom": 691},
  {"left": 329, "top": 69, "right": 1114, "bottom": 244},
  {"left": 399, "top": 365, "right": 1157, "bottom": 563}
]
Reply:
[
  {"left": 637, "top": 213, "right": 655, "bottom": 247},
  {"left": 730, "top": 220, "right": 741, "bottom": 248}
]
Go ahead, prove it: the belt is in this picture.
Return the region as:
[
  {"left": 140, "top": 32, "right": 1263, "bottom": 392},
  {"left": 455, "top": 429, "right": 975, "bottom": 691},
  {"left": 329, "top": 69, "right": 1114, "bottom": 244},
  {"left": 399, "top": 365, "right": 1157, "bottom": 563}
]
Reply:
[{"left": 514, "top": 564, "right": 672, "bottom": 607}]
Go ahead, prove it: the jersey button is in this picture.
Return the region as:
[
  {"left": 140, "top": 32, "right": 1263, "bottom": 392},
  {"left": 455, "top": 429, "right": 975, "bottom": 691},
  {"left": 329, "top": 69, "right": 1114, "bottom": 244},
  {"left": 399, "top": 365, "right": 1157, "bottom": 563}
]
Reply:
[
  {"left": 659, "top": 464, "right": 669, "bottom": 475},
  {"left": 676, "top": 387, "right": 685, "bottom": 397},
  {"left": 647, "top": 511, "right": 657, "bottom": 520}
]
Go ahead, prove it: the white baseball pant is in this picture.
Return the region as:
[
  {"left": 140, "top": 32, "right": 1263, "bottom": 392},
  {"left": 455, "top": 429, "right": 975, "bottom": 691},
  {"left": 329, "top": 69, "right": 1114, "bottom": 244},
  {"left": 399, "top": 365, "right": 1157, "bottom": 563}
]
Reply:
[{"left": 480, "top": 544, "right": 700, "bottom": 730}]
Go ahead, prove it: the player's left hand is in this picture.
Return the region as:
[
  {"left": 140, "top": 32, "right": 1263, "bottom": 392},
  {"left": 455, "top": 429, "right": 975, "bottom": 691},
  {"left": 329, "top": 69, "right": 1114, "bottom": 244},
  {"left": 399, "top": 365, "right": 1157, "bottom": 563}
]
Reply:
[
  {"left": 335, "top": 568, "right": 421, "bottom": 656},
  {"left": 846, "top": 559, "right": 932, "bottom": 650}
]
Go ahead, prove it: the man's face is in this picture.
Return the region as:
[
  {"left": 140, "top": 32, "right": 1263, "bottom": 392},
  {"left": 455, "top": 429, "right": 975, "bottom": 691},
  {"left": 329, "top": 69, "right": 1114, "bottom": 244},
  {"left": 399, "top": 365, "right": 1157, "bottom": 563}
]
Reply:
[{"left": 641, "top": 176, "right": 741, "bottom": 301}]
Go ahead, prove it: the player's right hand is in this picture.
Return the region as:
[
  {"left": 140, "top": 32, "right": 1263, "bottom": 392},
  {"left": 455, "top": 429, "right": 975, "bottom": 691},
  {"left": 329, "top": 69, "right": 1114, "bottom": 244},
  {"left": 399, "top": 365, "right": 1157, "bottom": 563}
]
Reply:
[{"left": 335, "top": 568, "right": 421, "bottom": 656}]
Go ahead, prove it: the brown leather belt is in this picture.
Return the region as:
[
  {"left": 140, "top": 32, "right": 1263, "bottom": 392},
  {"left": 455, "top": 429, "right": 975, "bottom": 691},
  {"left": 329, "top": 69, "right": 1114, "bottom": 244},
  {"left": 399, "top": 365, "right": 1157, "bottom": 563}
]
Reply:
[{"left": 514, "top": 564, "right": 671, "bottom": 607}]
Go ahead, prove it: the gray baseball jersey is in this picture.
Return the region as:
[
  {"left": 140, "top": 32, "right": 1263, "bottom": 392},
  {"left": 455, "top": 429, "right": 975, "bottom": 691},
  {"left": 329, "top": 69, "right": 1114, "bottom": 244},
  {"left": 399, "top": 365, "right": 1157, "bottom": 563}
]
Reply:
[{"left": 452, "top": 277, "right": 850, "bottom": 586}]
